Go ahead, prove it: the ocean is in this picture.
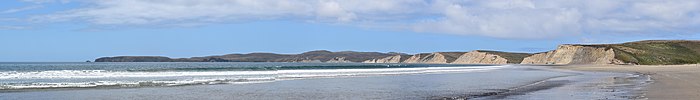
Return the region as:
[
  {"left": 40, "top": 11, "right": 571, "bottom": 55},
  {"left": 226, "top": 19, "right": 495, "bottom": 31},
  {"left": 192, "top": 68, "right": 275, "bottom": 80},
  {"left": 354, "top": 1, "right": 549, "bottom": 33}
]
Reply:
[{"left": 0, "top": 62, "right": 648, "bottom": 100}]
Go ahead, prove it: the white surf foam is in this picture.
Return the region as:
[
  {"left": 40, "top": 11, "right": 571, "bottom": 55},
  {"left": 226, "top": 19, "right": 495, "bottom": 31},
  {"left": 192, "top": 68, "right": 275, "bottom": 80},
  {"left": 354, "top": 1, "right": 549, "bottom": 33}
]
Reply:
[
  {"left": 0, "top": 66, "right": 505, "bottom": 90},
  {"left": 278, "top": 66, "right": 502, "bottom": 79},
  {"left": 0, "top": 70, "right": 277, "bottom": 79},
  {"left": 0, "top": 77, "right": 278, "bottom": 90},
  {"left": 0, "top": 66, "right": 502, "bottom": 79}
]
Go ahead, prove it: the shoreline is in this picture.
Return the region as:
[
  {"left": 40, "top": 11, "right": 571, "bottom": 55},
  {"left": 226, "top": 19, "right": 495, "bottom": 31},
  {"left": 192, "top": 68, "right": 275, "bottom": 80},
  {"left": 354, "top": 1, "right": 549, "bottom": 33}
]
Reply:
[
  {"left": 468, "top": 74, "right": 574, "bottom": 100},
  {"left": 508, "top": 66, "right": 649, "bottom": 100},
  {"left": 450, "top": 65, "right": 650, "bottom": 100},
  {"left": 555, "top": 64, "right": 700, "bottom": 100}
]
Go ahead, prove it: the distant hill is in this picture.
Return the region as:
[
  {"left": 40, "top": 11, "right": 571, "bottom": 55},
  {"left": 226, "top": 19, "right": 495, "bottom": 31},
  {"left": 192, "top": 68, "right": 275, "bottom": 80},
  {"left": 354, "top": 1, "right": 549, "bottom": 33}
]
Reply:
[
  {"left": 95, "top": 56, "right": 174, "bottom": 62},
  {"left": 95, "top": 50, "right": 529, "bottom": 64},
  {"left": 96, "top": 40, "right": 700, "bottom": 65},
  {"left": 96, "top": 50, "right": 399, "bottom": 62},
  {"left": 522, "top": 40, "right": 700, "bottom": 65}
]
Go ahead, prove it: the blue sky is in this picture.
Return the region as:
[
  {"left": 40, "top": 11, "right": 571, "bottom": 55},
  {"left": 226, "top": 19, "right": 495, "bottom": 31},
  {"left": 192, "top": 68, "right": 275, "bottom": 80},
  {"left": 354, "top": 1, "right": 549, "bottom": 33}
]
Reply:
[{"left": 2, "top": 0, "right": 700, "bottom": 62}]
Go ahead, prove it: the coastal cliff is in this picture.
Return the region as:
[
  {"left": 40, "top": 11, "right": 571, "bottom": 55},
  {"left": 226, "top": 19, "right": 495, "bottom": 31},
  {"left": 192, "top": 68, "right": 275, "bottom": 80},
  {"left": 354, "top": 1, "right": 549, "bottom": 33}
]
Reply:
[
  {"left": 452, "top": 50, "right": 531, "bottom": 64},
  {"left": 362, "top": 55, "right": 411, "bottom": 63},
  {"left": 520, "top": 45, "right": 622, "bottom": 65},
  {"left": 401, "top": 52, "right": 465, "bottom": 63},
  {"left": 521, "top": 40, "right": 700, "bottom": 65},
  {"left": 362, "top": 51, "right": 530, "bottom": 64},
  {"left": 326, "top": 57, "right": 353, "bottom": 63}
]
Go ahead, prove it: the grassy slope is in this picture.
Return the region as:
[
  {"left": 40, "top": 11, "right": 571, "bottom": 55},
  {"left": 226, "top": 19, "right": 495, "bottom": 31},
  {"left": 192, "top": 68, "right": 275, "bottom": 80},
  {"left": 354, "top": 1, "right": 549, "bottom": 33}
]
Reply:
[{"left": 609, "top": 40, "right": 700, "bottom": 65}]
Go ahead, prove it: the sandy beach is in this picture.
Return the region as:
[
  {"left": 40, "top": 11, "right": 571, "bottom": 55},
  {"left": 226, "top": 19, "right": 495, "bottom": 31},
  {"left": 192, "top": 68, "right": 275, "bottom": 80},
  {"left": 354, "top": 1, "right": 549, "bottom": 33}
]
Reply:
[{"left": 558, "top": 64, "right": 700, "bottom": 100}]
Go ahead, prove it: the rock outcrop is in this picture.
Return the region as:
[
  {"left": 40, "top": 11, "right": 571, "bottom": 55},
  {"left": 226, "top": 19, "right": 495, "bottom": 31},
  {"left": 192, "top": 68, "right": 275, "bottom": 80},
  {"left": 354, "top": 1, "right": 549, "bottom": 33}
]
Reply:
[
  {"left": 451, "top": 50, "right": 532, "bottom": 64},
  {"left": 520, "top": 45, "right": 624, "bottom": 65}
]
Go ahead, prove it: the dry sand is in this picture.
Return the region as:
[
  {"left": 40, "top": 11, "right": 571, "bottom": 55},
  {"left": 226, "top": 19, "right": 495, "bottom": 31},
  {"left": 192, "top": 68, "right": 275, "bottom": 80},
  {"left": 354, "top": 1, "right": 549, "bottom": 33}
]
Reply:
[{"left": 557, "top": 64, "right": 700, "bottom": 100}]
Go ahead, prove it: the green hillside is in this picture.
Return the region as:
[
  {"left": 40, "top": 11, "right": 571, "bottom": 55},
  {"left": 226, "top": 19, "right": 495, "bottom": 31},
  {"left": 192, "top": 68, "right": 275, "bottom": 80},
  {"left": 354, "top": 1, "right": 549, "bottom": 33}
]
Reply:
[{"left": 605, "top": 40, "right": 700, "bottom": 65}]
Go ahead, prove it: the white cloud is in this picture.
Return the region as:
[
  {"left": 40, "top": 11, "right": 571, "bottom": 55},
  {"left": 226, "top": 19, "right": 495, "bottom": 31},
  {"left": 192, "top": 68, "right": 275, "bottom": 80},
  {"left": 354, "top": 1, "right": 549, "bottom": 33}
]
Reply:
[
  {"left": 2, "top": 5, "right": 43, "bottom": 14},
  {"left": 31, "top": 0, "right": 429, "bottom": 25},
  {"left": 413, "top": 3, "right": 583, "bottom": 38},
  {"left": 315, "top": 1, "right": 356, "bottom": 22},
  {"left": 24, "top": 0, "right": 700, "bottom": 39},
  {"left": 414, "top": 0, "right": 700, "bottom": 38}
]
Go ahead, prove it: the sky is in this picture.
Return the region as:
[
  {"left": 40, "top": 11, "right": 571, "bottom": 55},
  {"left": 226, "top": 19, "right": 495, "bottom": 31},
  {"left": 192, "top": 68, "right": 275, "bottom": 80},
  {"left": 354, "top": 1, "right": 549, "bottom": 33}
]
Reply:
[{"left": 2, "top": 0, "right": 700, "bottom": 62}]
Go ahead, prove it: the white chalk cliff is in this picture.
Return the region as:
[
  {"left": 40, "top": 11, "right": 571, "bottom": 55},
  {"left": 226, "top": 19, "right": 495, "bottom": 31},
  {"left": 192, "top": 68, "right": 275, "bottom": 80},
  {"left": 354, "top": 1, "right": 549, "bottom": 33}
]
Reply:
[
  {"left": 520, "top": 45, "right": 623, "bottom": 65},
  {"left": 363, "top": 51, "right": 529, "bottom": 64},
  {"left": 401, "top": 52, "right": 464, "bottom": 63},
  {"left": 326, "top": 57, "right": 353, "bottom": 63},
  {"left": 451, "top": 51, "right": 510, "bottom": 64},
  {"left": 362, "top": 55, "right": 408, "bottom": 63}
]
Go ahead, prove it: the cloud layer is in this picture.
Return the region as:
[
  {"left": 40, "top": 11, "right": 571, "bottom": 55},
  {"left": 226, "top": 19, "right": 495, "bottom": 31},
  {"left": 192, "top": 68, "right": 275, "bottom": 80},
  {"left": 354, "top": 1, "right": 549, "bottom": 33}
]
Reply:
[{"left": 21, "top": 0, "right": 700, "bottom": 38}]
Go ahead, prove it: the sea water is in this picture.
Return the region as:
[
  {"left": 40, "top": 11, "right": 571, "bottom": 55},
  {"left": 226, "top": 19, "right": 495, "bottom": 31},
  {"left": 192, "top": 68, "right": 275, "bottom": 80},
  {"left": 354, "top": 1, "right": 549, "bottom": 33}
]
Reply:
[
  {"left": 0, "top": 62, "right": 644, "bottom": 100},
  {"left": 0, "top": 62, "right": 506, "bottom": 90}
]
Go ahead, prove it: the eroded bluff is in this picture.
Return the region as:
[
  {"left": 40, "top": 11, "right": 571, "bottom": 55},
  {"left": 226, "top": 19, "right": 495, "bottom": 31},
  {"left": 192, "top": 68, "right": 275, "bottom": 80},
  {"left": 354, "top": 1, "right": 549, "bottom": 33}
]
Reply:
[
  {"left": 363, "top": 51, "right": 529, "bottom": 64},
  {"left": 520, "top": 45, "right": 623, "bottom": 65}
]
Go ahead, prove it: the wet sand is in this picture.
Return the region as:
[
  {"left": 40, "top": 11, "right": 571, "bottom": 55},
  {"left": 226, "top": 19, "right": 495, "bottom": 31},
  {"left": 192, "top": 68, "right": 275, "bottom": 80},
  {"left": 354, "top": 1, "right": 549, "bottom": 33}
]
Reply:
[{"left": 558, "top": 64, "right": 700, "bottom": 100}]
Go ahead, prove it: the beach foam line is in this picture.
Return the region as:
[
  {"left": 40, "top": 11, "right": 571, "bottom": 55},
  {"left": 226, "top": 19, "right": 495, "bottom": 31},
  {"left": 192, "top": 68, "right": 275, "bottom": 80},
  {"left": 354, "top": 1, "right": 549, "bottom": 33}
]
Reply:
[
  {"left": 0, "top": 70, "right": 277, "bottom": 79},
  {"left": 278, "top": 66, "right": 502, "bottom": 79}
]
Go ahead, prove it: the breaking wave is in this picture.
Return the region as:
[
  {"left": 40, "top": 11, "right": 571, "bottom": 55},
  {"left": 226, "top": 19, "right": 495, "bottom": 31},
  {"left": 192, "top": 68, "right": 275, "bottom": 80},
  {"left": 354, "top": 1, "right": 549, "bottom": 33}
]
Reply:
[{"left": 0, "top": 66, "right": 504, "bottom": 90}]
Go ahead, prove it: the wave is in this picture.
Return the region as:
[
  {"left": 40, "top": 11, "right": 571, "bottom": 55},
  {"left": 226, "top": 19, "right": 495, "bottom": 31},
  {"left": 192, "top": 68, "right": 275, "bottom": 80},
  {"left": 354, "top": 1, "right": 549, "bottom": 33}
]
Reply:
[
  {"left": 0, "top": 70, "right": 276, "bottom": 79},
  {"left": 0, "top": 66, "right": 504, "bottom": 90},
  {"left": 0, "top": 77, "right": 277, "bottom": 90}
]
